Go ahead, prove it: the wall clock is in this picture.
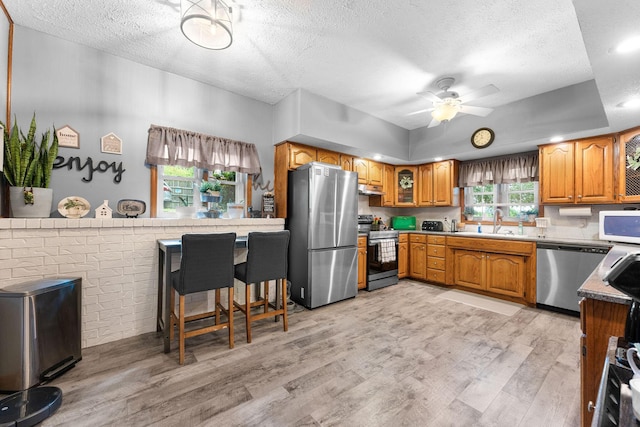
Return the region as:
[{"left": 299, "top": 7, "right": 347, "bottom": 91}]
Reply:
[{"left": 471, "top": 128, "right": 495, "bottom": 149}]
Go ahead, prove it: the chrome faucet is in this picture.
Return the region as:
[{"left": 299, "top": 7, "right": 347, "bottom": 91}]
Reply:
[{"left": 493, "top": 208, "right": 503, "bottom": 234}]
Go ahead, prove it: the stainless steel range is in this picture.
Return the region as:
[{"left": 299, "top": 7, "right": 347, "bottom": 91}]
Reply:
[{"left": 358, "top": 215, "right": 399, "bottom": 291}]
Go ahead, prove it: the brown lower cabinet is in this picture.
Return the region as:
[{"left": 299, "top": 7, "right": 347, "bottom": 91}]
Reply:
[
  {"left": 579, "top": 297, "right": 628, "bottom": 427},
  {"left": 409, "top": 234, "right": 427, "bottom": 280},
  {"left": 398, "top": 233, "right": 409, "bottom": 278},
  {"left": 446, "top": 236, "right": 536, "bottom": 305},
  {"left": 357, "top": 236, "right": 367, "bottom": 290},
  {"left": 426, "top": 235, "right": 446, "bottom": 283}
]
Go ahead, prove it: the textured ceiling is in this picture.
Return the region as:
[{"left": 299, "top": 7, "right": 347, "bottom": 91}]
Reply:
[{"left": 3, "top": 0, "right": 640, "bottom": 141}]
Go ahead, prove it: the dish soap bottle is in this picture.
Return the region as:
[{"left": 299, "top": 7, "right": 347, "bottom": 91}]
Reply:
[
  {"left": 518, "top": 221, "right": 524, "bottom": 235},
  {"left": 477, "top": 222, "right": 482, "bottom": 233}
]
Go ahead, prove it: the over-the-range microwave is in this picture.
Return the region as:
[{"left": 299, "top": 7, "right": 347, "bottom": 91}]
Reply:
[{"left": 599, "top": 210, "right": 640, "bottom": 244}]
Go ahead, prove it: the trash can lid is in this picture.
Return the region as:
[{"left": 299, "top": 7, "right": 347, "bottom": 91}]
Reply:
[
  {"left": 0, "top": 386, "right": 63, "bottom": 426},
  {"left": 0, "top": 278, "right": 81, "bottom": 297}
]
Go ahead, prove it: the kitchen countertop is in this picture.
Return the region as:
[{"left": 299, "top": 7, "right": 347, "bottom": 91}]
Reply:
[
  {"left": 394, "top": 229, "right": 611, "bottom": 248},
  {"left": 391, "top": 229, "right": 633, "bottom": 304},
  {"left": 577, "top": 260, "right": 630, "bottom": 305},
  {"left": 576, "top": 244, "right": 637, "bottom": 305},
  {"left": 395, "top": 229, "right": 630, "bottom": 304}
]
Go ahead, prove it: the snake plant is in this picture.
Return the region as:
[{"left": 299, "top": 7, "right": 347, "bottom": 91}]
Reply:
[{"left": 2, "top": 115, "right": 59, "bottom": 204}]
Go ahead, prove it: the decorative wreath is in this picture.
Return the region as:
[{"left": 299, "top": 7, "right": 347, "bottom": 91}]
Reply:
[
  {"left": 627, "top": 146, "right": 640, "bottom": 170},
  {"left": 399, "top": 176, "right": 414, "bottom": 189}
]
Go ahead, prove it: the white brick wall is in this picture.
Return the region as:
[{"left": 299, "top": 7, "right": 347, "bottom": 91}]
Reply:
[{"left": 0, "top": 218, "right": 284, "bottom": 348}]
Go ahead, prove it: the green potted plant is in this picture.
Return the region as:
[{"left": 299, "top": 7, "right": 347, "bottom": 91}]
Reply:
[
  {"left": 463, "top": 206, "right": 475, "bottom": 221},
  {"left": 2, "top": 114, "right": 59, "bottom": 217},
  {"left": 524, "top": 207, "right": 539, "bottom": 222},
  {"left": 199, "top": 180, "right": 222, "bottom": 202}
]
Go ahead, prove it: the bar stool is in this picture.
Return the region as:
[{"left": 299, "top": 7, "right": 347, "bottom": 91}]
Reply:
[
  {"left": 233, "top": 230, "right": 290, "bottom": 343},
  {"left": 170, "top": 232, "right": 236, "bottom": 365}
]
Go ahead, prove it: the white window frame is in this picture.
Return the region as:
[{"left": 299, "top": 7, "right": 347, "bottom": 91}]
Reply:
[
  {"left": 465, "top": 182, "right": 539, "bottom": 221},
  {"left": 157, "top": 166, "right": 246, "bottom": 218}
]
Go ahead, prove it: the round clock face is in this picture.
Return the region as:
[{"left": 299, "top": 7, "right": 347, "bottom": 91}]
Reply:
[{"left": 471, "top": 128, "right": 495, "bottom": 148}]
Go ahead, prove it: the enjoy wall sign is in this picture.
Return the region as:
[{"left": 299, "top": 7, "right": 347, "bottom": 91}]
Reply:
[{"left": 53, "top": 156, "right": 126, "bottom": 183}]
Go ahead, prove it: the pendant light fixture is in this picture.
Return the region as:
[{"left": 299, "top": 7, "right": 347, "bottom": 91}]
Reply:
[
  {"left": 431, "top": 98, "right": 462, "bottom": 122},
  {"left": 180, "top": 0, "right": 233, "bottom": 50}
]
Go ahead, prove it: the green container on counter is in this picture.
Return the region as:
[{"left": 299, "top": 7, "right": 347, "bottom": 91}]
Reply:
[{"left": 391, "top": 216, "right": 416, "bottom": 230}]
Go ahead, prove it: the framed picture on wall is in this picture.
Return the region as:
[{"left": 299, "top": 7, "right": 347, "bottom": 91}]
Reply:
[
  {"left": 101, "top": 133, "right": 122, "bottom": 155},
  {"left": 56, "top": 125, "right": 80, "bottom": 149}
]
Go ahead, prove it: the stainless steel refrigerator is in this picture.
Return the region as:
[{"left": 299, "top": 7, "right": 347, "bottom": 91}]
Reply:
[{"left": 287, "top": 162, "right": 358, "bottom": 309}]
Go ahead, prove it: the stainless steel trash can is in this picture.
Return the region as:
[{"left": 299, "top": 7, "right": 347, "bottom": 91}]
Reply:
[{"left": 0, "top": 278, "right": 82, "bottom": 392}]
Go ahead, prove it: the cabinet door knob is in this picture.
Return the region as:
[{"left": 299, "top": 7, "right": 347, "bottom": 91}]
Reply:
[
  {"left": 578, "top": 195, "right": 582, "bottom": 198},
  {"left": 568, "top": 195, "right": 573, "bottom": 199},
  {"left": 588, "top": 401, "right": 596, "bottom": 412}
]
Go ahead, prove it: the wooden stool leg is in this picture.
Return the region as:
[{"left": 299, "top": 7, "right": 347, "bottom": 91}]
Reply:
[
  {"left": 264, "top": 281, "right": 269, "bottom": 313},
  {"left": 179, "top": 294, "right": 186, "bottom": 365},
  {"left": 228, "top": 287, "right": 234, "bottom": 349},
  {"left": 281, "top": 278, "right": 288, "bottom": 332},
  {"left": 246, "top": 283, "right": 252, "bottom": 343},
  {"left": 170, "top": 288, "right": 176, "bottom": 341},
  {"left": 215, "top": 289, "right": 221, "bottom": 325}
]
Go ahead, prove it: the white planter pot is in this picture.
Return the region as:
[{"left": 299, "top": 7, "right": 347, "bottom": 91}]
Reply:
[{"left": 9, "top": 187, "right": 53, "bottom": 218}]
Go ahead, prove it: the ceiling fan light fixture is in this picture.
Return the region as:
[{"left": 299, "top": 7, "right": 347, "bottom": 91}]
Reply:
[
  {"left": 616, "top": 36, "right": 640, "bottom": 54},
  {"left": 181, "top": 0, "right": 233, "bottom": 50},
  {"left": 622, "top": 98, "right": 640, "bottom": 108},
  {"left": 431, "top": 99, "right": 461, "bottom": 122}
]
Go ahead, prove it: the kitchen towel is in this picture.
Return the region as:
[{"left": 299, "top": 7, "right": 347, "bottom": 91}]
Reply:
[{"left": 378, "top": 239, "right": 396, "bottom": 263}]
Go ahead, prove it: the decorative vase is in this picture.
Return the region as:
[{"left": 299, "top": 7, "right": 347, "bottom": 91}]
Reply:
[
  {"left": 200, "top": 192, "right": 221, "bottom": 203},
  {"left": 9, "top": 187, "right": 53, "bottom": 218}
]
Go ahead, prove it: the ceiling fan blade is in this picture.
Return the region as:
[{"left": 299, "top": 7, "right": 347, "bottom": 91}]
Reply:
[
  {"left": 417, "top": 91, "right": 442, "bottom": 103},
  {"left": 459, "top": 105, "right": 494, "bottom": 117},
  {"left": 427, "top": 118, "right": 441, "bottom": 128},
  {"left": 459, "top": 84, "right": 499, "bottom": 103},
  {"left": 407, "top": 108, "right": 434, "bottom": 116}
]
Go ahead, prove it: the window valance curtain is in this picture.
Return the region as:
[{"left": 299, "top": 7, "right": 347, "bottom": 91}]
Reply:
[
  {"left": 458, "top": 151, "right": 538, "bottom": 187},
  {"left": 145, "top": 124, "right": 262, "bottom": 175}
]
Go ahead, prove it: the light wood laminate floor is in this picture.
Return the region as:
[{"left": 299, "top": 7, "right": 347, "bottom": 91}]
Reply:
[{"left": 29, "top": 280, "right": 581, "bottom": 426}]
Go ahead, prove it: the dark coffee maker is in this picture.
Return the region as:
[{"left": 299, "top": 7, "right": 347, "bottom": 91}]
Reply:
[{"left": 604, "top": 253, "right": 640, "bottom": 343}]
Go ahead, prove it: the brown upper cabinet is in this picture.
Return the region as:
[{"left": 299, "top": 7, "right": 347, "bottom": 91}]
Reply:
[
  {"left": 354, "top": 158, "right": 383, "bottom": 186},
  {"left": 317, "top": 148, "right": 341, "bottom": 166},
  {"left": 395, "top": 166, "right": 418, "bottom": 207},
  {"left": 274, "top": 141, "right": 351, "bottom": 218},
  {"left": 275, "top": 142, "right": 460, "bottom": 217},
  {"left": 540, "top": 136, "right": 614, "bottom": 204},
  {"left": 418, "top": 160, "right": 458, "bottom": 206},
  {"left": 341, "top": 155, "right": 354, "bottom": 172},
  {"left": 617, "top": 127, "right": 640, "bottom": 203},
  {"left": 288, "top": 143, "right": 317, "bottom": 169},
  {"left": 368, "top": 163, "right": 395, "bottom": 207}
]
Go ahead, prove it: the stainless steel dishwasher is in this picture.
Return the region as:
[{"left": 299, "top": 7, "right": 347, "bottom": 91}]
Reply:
[{"left": 536, "top": 242, "right": 610, "bottom": 314}]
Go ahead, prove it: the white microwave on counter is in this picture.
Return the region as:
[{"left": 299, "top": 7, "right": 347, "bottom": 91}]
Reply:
[{"left": 599, "top": 210, "right": 640, "bottom": 244}]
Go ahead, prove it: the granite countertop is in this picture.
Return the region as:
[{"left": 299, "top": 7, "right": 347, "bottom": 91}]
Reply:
[
  {"left": 395, "top": 229, "right": 611, "bottom": 248},
  {"left": 577, "top": 246, "right": 633, "bottom": 305},
  {"left": 394, "top": 229, "right": 631, "bottom": 304}
]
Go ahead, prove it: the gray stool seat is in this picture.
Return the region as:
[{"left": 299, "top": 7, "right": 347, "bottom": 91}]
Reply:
[
  {"left": 170, "top": 232, "right": 236, "bottom": 365},
  {"left": 233, "top": 230, "right": 290, "bottom": 343}
]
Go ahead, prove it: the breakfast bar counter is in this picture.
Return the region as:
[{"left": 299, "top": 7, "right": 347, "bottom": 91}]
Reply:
[
  {"left": 0, "top": 217, "right": 284, "bottom": 349},
  {"left": 157, "top": 236, "right": 250, "bottom": 353}
]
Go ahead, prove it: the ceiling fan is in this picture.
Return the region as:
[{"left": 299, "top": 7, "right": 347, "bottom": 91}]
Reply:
[{"left": 411, "top": 77, "right": 499, "bottom": 128}]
